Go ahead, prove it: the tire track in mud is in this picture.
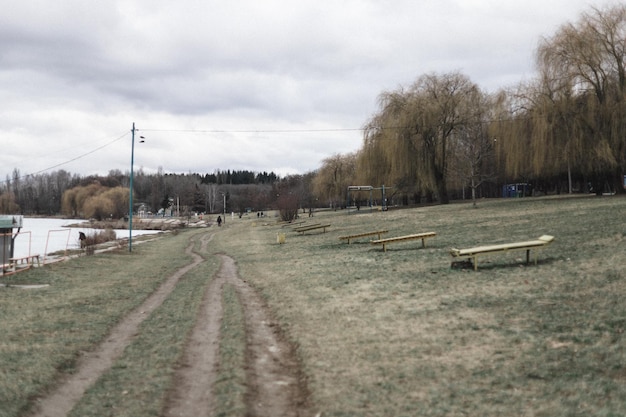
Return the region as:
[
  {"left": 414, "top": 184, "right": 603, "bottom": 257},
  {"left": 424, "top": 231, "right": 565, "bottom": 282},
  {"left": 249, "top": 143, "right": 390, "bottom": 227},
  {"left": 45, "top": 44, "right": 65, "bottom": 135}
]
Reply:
[
  {"left": 222, "top": 254, "right": 311, "bottom": 417},
  {"left": 165, "top": 252, "right": 312, "bottom": 417},
  {"left": 162, "top": 239, "right": 222, "bottom": 416},
  {"left": 29, "top": 234, "right": 209, "bottom": 417}
]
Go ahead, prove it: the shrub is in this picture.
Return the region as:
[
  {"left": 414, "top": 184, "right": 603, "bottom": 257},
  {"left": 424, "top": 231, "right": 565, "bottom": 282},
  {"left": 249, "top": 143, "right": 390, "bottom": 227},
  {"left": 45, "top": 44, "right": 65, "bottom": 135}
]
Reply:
[
  {"left": 82, "top": 228, "right": 118, "bottom": 255},
  {"left": 277, "top": 194, "right": 299, "bottom": 222}
]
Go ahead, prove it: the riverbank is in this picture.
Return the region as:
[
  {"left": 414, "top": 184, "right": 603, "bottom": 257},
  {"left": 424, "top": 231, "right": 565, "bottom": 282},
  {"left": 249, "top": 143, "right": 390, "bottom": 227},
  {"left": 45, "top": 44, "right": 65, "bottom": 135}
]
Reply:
[{"left": 64, "top": 216, "right": 212, "bottom": 230}]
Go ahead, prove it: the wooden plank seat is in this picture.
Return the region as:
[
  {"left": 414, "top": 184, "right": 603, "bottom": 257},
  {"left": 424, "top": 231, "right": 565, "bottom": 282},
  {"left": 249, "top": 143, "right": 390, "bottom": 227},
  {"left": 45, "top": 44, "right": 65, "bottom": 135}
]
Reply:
[
  {"left": 371, "top": 232, "right": 437, "bottom": 252},
  {"left": 9, "top": 255, "right": 41, "bottom": 268},
  {"left": 450, "top": 235, "right": 555, "bottom": 271},
  {"left": 296, "top": 224, "right": 331, "bottom": 234},
  {"left": 4, "top": 254, "right": 41, "bottom": 274},
  {"left": 292, "top": 223, "right": 320, "bottom": 232},
  {"left": 339, "top": 230, "right": 388, "bottom": 244},
  {"left": 282, "top": 220, "right": 307, "bottom": 228}
]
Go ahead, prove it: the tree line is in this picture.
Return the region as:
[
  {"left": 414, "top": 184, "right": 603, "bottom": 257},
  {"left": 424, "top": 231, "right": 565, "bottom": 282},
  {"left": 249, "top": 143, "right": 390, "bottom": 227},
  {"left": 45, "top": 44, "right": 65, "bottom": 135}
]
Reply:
[
  {"left": 313, "top": 4, "right": 626, "bottom": 207},
  {"left": 0, "top": 167, "right": 294, "bottom": 219}
]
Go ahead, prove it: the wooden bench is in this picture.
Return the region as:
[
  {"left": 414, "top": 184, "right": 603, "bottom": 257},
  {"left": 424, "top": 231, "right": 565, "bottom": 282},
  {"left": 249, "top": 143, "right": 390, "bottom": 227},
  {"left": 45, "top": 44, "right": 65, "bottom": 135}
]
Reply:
[
  {"left": 283, "top": 220, "right": 307, "bottom": 228},
  {"left": 9, "top": 254, "right": 41, "bottom": 268},
  {"left": 450, "top": 235, "right": 555, "bottom": 271},
  {"left": 3, "top": 254, "right": 41, "bottom": 274},
  {"left": 339, "top": 230, "right": 388, "bottom": 244},
  {"left": 296, "top": 224, "right": 331, "bottom": 234},
  {"left": 371, "top": 232, "right": 437, "bottom": 252},
  {"left": 292, "top": 223, "right": 320, "bottom": 232}
]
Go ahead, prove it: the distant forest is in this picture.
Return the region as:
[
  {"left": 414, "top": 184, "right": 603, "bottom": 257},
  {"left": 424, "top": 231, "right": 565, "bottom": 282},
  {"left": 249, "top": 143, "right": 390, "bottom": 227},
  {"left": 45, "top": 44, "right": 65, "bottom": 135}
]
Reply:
[
  {"left": 0, "top": 168, "right": 306, "bottom": 219},
  {"left": 2, "top": 4, "right": 626, "bottom": 219}
]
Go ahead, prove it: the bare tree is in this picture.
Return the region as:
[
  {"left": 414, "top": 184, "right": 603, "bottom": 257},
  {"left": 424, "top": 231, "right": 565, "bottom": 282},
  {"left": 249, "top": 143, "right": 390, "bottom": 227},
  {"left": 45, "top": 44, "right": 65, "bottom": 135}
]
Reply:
[{"left": 449, "top": 89, "right": 497, "bottom": 207}]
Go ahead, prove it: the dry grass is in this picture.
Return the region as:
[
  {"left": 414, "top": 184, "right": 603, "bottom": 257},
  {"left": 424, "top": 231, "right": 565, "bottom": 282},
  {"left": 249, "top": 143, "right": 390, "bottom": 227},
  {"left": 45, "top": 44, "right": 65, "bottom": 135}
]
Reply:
[
  {"left": 211, "top": 195, "right": 626, "bottom": 416},
  {"left": 1, "top": 195, "right": 624, "bottom": 416},
  {"left": 0, "top": 229, "right": 207, "bottom": 417},
  {"left": 82, "top": 228, "right": 117, "bottom": 255}
]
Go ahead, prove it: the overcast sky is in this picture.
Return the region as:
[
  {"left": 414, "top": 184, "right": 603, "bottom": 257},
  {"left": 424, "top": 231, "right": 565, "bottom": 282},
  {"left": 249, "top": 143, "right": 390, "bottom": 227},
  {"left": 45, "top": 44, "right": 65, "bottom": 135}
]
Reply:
[{"left": 0, "top": 0, "right": 614, "bottom": 181}]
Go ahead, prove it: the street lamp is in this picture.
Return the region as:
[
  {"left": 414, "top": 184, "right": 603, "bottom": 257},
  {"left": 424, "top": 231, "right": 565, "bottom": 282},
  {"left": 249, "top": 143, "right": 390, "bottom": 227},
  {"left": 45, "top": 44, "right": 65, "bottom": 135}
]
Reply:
[{"left": 129, "top": 123, "right": 145, "bottom": 252}]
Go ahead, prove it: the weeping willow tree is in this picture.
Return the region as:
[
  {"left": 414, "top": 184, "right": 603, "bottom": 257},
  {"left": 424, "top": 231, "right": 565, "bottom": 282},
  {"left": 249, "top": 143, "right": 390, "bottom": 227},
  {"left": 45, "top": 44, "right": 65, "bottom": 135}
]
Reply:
[
  {"left": 359, "top": 90, "right": 427, "bottom": 203},
  {"left": 355, "top": 123, "right": 391, "bottom": 188},
  {"left": 490, "top": 4, "right": 626, "bottom": 194},
  {"left": 312, "top": 153, "right": 357, "bottom": 208},
  {"left": 360, "top": 72, "right": 480, "bottom": 204},
  {"left": 534, "top": 3, "right": 626, "bottom": 193}
]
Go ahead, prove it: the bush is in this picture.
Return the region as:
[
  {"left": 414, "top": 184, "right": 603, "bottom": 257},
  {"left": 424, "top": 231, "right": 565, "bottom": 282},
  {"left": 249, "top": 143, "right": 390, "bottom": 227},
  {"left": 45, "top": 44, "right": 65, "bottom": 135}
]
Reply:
[
  {"left": 82, "top": 228, "right": 117, "bottom": 255},
  {"left": 277, "top": 194, "right": 299, "bottom": 222}
]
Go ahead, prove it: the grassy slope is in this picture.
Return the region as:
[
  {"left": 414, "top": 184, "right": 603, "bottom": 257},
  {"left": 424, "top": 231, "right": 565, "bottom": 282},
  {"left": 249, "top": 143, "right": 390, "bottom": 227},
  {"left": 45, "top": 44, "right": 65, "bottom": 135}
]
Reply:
[
  {"left": 212, "top": 196, "right": 626, "bottom": 417},
  {"left": 0, "top": 229, "right": 209, "bottom": 417},
  {"left": 1, "top": 196, "right": 624, "bottom": 417}
]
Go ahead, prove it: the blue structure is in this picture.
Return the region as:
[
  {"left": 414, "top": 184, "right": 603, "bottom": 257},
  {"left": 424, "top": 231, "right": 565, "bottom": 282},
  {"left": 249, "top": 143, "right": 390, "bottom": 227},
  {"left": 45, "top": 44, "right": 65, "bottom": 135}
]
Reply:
[{"left": 502, "top": 183, "right": 531, "bottom": 198}]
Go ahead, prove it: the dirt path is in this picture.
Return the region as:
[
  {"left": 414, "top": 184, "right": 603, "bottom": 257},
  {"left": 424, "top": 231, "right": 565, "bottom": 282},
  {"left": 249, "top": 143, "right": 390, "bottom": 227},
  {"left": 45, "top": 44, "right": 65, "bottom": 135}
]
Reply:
[
  {"left": 29, "top": 232, "right": 312, "bottom": 417},
  {"left": 164, "top": 252, "right": 312, "bottom": 417},
  {"left": 220, "top": 254, "right": 311, "bottom": 417},
  {"left": 162, "top": 239, "right": 223, "bottom": 416}
]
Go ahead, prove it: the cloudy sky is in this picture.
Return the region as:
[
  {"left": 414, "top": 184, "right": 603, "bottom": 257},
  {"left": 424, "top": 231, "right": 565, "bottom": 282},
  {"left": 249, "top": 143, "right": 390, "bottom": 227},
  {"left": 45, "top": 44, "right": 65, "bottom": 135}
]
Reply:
[{"left": 0, "top": 0, "right": 614, "bottom": 180}]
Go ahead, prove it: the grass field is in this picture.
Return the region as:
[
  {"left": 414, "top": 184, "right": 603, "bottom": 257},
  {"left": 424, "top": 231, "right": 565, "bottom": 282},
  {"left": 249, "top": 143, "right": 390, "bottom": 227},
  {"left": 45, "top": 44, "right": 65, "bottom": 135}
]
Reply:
[
  {"left": 1, "top": 195, "right": 625, "bottom": 416},
  {"left": 211, "top": 195, "right": 626, "bottom": 416}
]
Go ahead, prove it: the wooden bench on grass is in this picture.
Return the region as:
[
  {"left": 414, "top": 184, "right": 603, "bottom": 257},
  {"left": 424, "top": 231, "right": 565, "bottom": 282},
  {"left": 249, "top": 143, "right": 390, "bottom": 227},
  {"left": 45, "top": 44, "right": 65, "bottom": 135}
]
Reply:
[
  {"left": 449, "top": 235, "right": 555, "bottom": 271},
  {"left": 371, "top": 232, "right": 437, "bottom": 252},
  {"left": 3, "top": 254, "right": 41, "bottom": 274},
  {"left": 339, "top": 230, "right": 388, "bottom": 244},
  {"left": 295, "top": 224, "right": 331, "bottom": 235},
  {"left": 292, "top": 223, "right": 320, "bottom": 232},
  {"left": 283, "top": 220, "right": 307, "bottom": 228}
]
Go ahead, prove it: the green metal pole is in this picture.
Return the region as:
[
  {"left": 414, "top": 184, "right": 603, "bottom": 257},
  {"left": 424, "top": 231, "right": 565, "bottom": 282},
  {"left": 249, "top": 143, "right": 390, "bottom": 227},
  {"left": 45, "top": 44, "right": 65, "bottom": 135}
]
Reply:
[{"left": 129, "top": 123, "right": 135, "bottom": 252}]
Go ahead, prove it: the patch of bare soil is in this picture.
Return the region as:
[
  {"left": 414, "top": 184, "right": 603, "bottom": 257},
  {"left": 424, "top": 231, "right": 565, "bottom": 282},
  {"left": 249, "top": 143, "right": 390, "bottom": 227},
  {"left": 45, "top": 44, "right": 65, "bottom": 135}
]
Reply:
[{"left": 29, "top": 232, "right": 312, "bottom": 417}]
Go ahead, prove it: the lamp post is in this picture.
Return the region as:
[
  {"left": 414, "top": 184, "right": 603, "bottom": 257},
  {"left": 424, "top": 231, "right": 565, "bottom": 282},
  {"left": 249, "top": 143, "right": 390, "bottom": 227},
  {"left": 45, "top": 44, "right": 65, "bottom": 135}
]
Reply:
[{"left": 129, "top": 123, "right": 145, "bottom": 252}]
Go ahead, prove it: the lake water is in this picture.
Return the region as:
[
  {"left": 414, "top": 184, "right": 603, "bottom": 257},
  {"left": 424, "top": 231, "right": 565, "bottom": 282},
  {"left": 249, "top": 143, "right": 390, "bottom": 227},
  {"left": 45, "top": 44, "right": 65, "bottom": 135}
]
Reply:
[{"left": 5, "top": 218, "right": 161, "bottom": 259}]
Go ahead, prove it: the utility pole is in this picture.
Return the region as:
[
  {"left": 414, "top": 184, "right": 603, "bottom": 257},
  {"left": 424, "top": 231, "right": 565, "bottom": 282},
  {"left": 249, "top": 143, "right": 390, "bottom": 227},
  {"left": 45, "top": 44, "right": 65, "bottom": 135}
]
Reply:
[
  {"left": 129, "top": 123, "right": 136, "bottom": 252},
  {"left": 128, "top": 124, "right": 145, "bottom": 252}
]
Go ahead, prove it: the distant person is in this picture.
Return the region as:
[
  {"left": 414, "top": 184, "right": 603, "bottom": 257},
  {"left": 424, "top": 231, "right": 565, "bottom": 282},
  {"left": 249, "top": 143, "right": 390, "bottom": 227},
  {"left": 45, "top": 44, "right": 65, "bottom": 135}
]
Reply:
[
  {"left": 217, "top": 215, "right": 222, "bottom": 227},
  {"left": 79, "top": 231, "right": 87, "bottom": 248}
]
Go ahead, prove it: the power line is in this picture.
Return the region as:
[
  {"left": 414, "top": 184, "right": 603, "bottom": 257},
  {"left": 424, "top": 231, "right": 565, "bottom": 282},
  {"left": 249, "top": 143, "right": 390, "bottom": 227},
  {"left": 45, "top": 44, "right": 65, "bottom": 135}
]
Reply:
[
  {"left": 8, "top": 131, "right": 129, "bottom": 181},
  {"left": 6, "top": 126, "right": 364, "bottom": 182},
  {"left": 139, "top": 127, "right": 365, "bottom": 134}
]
